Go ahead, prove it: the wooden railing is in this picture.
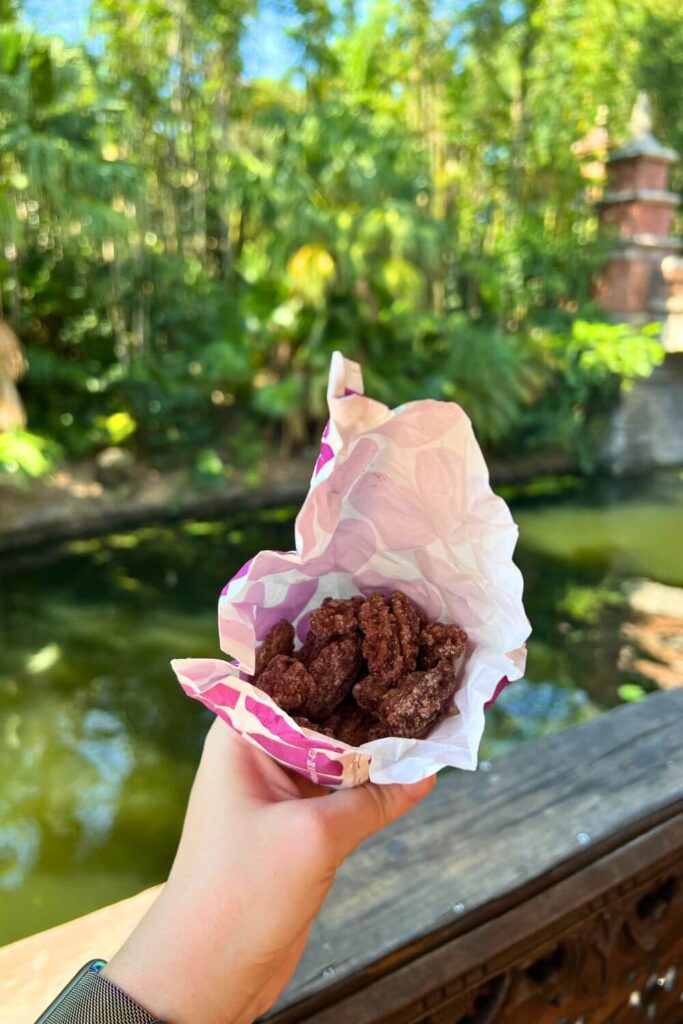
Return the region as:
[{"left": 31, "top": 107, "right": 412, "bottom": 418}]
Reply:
[{"left": 2, "top": 689, "right": 682, "bottom": 1024}]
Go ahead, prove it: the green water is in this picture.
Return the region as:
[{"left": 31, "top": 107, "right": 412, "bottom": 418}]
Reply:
[{"left": 1, "top": 473, "right": 682, "bottom": 946}]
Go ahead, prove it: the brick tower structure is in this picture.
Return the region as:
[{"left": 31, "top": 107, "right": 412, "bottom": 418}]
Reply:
[{"left": 596, "top": 93, "right": 680, "bottom": 323}]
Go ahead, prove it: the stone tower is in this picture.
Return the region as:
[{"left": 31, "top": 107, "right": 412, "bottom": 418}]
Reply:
[
  {"left": 596, "top": 93, "right": 679, "bottom": 323},
  {"left": 598, "top": 94, "right": 683, "bottom": 472}
]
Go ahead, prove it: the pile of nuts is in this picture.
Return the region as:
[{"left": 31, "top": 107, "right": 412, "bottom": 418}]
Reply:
[{"left": 252, "top": 591, "right": 467, "bottom": 745}]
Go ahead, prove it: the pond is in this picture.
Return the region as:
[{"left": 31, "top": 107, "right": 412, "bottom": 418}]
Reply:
[{"left": 1, "top": 471, "right": 682, "bottom": 946}]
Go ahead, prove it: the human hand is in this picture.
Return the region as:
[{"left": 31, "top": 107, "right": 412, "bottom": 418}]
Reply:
[{"left": 103, "top": 718, "right": 435, "bottom": 1023}]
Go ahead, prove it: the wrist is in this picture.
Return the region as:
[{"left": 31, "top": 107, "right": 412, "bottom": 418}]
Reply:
[
  {"left": 38, "top": 959, "right": 168, "bottom": 1023},
  {"left": 102, "top": 885, "right": 260, "bottom": 1024}
]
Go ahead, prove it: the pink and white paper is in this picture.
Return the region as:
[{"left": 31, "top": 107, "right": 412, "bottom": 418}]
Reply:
[{"left": 173, "top": 352, "right": 530, "bottom": 787}]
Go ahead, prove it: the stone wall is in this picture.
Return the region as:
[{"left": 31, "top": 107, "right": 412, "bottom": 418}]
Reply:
[{"left": 603, "top": 354, "right": 683, "bottom": 472}]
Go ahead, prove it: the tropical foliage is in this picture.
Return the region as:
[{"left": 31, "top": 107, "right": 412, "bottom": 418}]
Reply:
[{"left": 0, "top": 0, "right": 679, "bottom": 478}]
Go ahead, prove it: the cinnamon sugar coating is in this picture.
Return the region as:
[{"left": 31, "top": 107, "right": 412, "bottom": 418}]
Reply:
[
  {"left": 358, "top": 592, "right": 403, "bottom": 682},
  {"left": 352, "top": 674, "right": 394, "bottom": 715},
  {"left": 257, "top": 655, "right": 313, "bottom": 713},
  {"left": 308, "top": 596, "right": 364, "bottom": 639},
  {"left": 379, "top": 667, "right": 449, "bottom": 738},
  {"left": 321, "top": 702, "right": 376, "bottom": 746},
  {"left": 420, "top": 622, "right": 468, "bottom": 669},
  {"left": 390, "top": 590, "right": 421, "bottom": 673},
  {"left": 296, "top": 630, "right": 330, "bottom": 667},
  {"left": 255, "top": 619, "right": 295, "bottom": 676},
  {"left": 306, "top": 633, "right": 363, "bottom": 719},
  {"left": 253, "top": 591, "right": 468, "bottom": 746}
]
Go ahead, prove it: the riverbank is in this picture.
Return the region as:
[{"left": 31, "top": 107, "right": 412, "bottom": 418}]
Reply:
[
  {"left": 0, "top": 448, "right": 576, "bottom": 554},
  {"left": 0, "top": 455, "right": 312, "bottom": 554}
]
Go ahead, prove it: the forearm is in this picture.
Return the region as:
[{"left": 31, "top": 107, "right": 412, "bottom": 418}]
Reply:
[
  {"left": 100, "top": 883, "right": 263, "bottom": 1024},
  {"left": 36, "top": 723, "right": 433, "bottom": 1024}
]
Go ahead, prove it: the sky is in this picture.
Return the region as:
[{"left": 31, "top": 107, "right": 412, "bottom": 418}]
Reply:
[{"left": 22, "top": 0, "right": 298, "bottom": 79}]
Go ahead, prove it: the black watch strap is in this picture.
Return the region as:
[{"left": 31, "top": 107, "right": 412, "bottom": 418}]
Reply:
[{"left": 35, "top": 960, "right": 166, "bottom": 1023}]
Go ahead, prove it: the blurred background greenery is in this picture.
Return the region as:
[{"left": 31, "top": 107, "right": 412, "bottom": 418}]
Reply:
[
  {"left": 1, "top": 0, "right": 683, "bottom": 947},
  {"left": 1, "top": 0, "right": 681, "bottom": 480}
]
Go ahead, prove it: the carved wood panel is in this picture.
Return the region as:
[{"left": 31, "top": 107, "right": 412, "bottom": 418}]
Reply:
[{"left": 403, "top": 854, "right": 683, "bottom": 1024}]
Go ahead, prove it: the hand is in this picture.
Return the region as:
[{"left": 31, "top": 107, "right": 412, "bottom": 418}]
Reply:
[{"left": 102, "top": 718, "right": 435, "bottom": 1023}]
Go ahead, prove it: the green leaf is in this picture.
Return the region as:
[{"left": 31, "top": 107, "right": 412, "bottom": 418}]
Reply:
[
  {"left": 195, "top": 449, "right": 224, "bottom": 477},
  {"left": 617, "top": 683, "right": 648, "bottom": 703},
  {"left": 0, "top": 430, "right": 61, "bottom": 479},
  {"left": 95, "top": 411, "right": 137, "bottom": 444}
]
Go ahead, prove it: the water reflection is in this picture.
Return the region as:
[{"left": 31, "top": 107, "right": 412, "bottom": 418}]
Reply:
[
  {"left": 0, "top": 476, "right": 682, "bottom": 944},
  {"left": 0, "top": 816, "right": 40, "bottom": 891},
  {"left": 480, "top": 680, "right": 598, "bottom": 760}
]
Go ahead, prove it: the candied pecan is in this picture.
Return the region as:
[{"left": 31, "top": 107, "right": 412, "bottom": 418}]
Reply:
[
  {"left": 379, "top": 667, "right": 449, "bottom": 738},
  {"left": 308, "top": 596, "right": 364, "bottom": 639},
  {"left": 257, "top": 655, "right": 313, "bottom": 713},
  {"left": 358, "top": 592, "right": 403, "bottom": 682},
  {"left": 390, "top": 591, "right": 421, "bottom": 673},
  {"left": 305, "top": 633, "right": 364, "bottom": 720},
  {"left": 255, "top": 593, "right": 467, "bottom": 744},
  {"left": 366, "top": 720, "right": 392, "bottom": 741},
  {"left": 352, "top": 674, "right": 395, "bottom": 715},
  {"left": 322, "top": 702, "right": 376, "bottom": 746},
  {"left": 438, "top": 659, "right": 462, "bottom": 713},
  {"left": 420, "top": 622, "right": 468, "bottom": 669},
  {"left": 255, "top": 619, "right": 295, "bottom": 676},
  {"left": 296, "top": 630, "right": 330, "bottom": 668}
]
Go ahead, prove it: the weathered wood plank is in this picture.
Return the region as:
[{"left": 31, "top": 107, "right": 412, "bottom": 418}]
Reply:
[
  {"left": 265, "top": 688, "right": 683, "bottom": 1018},
  {"left": 274, "top": 814, "right": 683, "bottom": 1022},
  {"left": 0, "top": 887, "right": 161, "bottom": 1024}
]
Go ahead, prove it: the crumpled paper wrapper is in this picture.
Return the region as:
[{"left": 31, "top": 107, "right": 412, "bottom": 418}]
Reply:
[{"left": 173, "top": 352, "right": 530, "bottom": 786}]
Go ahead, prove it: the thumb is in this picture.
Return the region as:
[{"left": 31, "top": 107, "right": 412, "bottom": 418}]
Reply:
[{"left": 316, "top": 775, "right": 436, "bottom": 863}]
